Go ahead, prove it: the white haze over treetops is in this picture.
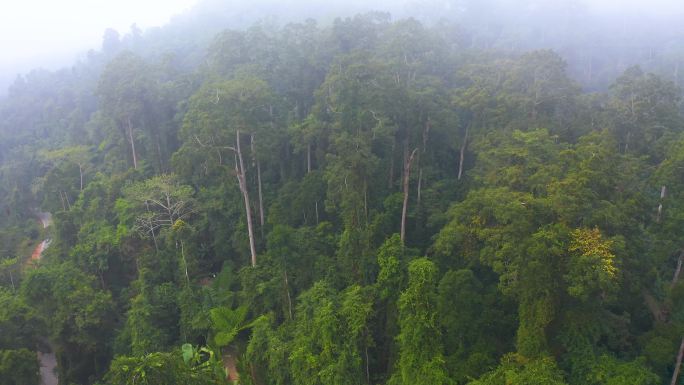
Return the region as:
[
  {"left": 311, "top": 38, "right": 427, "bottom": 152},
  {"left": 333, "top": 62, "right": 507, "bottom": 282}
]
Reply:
[
  {"left": 0, "top": 0, "right": 198, "bottom": 86},
  {"left": 0, "top": 0, "right": 683, "bottom": 93}
]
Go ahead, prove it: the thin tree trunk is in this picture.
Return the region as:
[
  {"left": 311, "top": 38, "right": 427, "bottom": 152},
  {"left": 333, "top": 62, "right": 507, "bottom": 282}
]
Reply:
[
  {"left": 307, "top": 143, "right": 312, "bottom": 174},
  {"left": 8, "top": 270, "right": 14, "bottom": 291},
  {"left": 658, "top": 185, "right": 667, "bottom": 223},
  {"left": 674, "top": 252, "right": 683, "bottom": 287},
  {"left": 401, "top": 148, "right": 418, "bottom": 244},
  {"left": 236, "top": 130, "right": 257, "bottom": 267},
  {"left": 151, "top": 228, "right": 159, "bottom": 253},
  {"left": 671, "top": 337, "right": 684, "bottom": 385},
  {"left": 284, "top": 270, "right": 293, "bottom": 321},
  {"left": 458, "top": 125, "right": 469, "bottom": 180},
  {"left": 78, "top": 163, "right": 83, "bottom": 191},
  {"left": 216, "top": 148, "right": 223, "bottom": 165},
  {"left": 63, "top": 192, "right": 72, "bottom": 210},
  {"left": 127, "top": 117, "right": 138, "bottom": 169},
  {"left": 625, "top": 131, "right": 631, "bottom": 153},
  {"left": 59, "top": 192, "right": 66, "bottom": 211},
  {"left": 365, "top": 345, "right": 370, "bottom": 384},
  {"left": 180, "top": 240, "right": 190, "bottom": 286},
  {"left": 315, "top": 201, "right": 319, "bottom": 224}
]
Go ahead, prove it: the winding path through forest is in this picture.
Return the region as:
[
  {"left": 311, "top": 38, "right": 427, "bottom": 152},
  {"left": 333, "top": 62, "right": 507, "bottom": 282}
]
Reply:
[
  {"left": 30, "top": 211, "right": 58, "bottom": 385},
  {"left": 30, "top": 212, "right": 51, "bottom": 261}
]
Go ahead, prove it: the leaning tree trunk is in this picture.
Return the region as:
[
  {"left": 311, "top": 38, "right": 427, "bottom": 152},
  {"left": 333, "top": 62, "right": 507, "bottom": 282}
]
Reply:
[
  {"left": 458, "top": 124, "right": 469, "bottom": 181},
  {"left": 671, "top": 338, "right": 684, "bottom": 385},
  {"left": 236, "top": 130, "right": 257, "bottom": 267},
  {"left": 127, "top": 117, "right": 138, "bottom": 170},
  {"left": 284, "top": 270, "right": 293, "bottom": 321},
  {"left": 401, "top": 148, "right": 418, "bottom": 244},
  {"left": 672, "top": 252, "right": 683, "bottom": 285}
]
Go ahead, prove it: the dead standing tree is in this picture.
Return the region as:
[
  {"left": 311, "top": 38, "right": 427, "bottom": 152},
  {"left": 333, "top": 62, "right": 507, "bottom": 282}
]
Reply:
[
  {"left": 195, "top": 130, "right": 257, "bottom": 267},
  {"left": 124, "top": 174, "right": 196, "bottom": 253}
]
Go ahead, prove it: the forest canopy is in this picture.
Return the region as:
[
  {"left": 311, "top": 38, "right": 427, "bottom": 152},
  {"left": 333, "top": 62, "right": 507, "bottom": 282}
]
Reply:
[{"left": 1, "top": 1, "right": 684, "bottom": 384}]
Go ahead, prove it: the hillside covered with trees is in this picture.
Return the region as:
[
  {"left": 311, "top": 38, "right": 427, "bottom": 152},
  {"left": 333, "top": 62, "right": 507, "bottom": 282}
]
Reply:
[{"left": 1, "top": 1, "right": 684, "bottom": 384}]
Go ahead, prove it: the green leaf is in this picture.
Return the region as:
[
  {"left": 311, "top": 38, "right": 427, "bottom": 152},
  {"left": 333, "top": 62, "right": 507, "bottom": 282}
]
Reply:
[{"left": 181, "top": 343, "right": 194, "bottom": 365}]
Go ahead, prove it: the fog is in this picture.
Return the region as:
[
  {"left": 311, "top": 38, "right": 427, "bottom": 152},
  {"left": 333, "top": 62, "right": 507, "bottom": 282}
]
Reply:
[
  {"left": 2, "top": 0, "right": 684, "bottom": 94},
  {"left": 0, "top": 0, "right": 198, "bottom": 92}
]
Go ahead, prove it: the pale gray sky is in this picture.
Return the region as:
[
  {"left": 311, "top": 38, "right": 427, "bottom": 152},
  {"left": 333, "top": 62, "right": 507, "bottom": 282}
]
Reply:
[
  {"left": 0, "top": 0, "right": 198, "bottom": 78},
  {"left": 589, "top": 0, "right": 682, "bottom": 13},
  {"left": 0, "top": 0, "right": 683, "bottom": 87}
]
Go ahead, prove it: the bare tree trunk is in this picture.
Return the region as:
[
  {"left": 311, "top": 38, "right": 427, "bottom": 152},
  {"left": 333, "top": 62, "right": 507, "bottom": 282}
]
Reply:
[
  {"left": 151, "top": 228, "right": 159, "bottom": 253},
  {"left": 458, "top": 125, "right": 469, "bottom": 180},
  {"left": 674, "top": 252, "right": 683, "bottom": 287},
  {"left": 401, "top": 148, "right": 418, "bottom": 244},
  {"left": 127, "top": 117, "right": 138, "bottom": 170},
  {"left": 180, "top": 240, "right": 190, "bottom": 286},
  {"left": 78, "top": 163, "right": 84, "bottom": 191},
  {"left": 284, "top": 270, "right": 293, "bottom": 321},
  {"left": 658, "top": 185, "right": 667, "bottom": 223},
  {"left": 8, "top": 270, "right": 15, "bottom": 292},
  {"left": 365, "top": 345, "right": 371, "bottom": 385},
  {"left": 236, "top": 130, "right": 257, "bottom": 267},
  {"left": 625, "top": 131, "right": 631, "bottom": 153},
  {"left": 307, "top": 143, "right": 312, "bottom": 174},
  {"left": 315, "top": 201, "right": 319, "bottom": 224},
  {"left": 671, "top": 337, "right": 684, "bottom": 385}
]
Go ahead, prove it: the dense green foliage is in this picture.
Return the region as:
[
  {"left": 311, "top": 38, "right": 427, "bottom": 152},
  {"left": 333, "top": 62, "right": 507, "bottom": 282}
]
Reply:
[{"left": 2, "top": 2, "right": 684, "bottom": 385}]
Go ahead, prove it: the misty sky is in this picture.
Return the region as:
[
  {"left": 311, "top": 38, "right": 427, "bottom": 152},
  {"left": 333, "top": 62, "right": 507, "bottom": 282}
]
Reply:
[
  {"left": 0, "top": 0, "right": 198, "bottom": 78},
  {"left": 591, "top": 0, "right": 683, "bottom": 14},
  {"left": 1, "top": 0, "right": 683, "bottom": 86}
]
